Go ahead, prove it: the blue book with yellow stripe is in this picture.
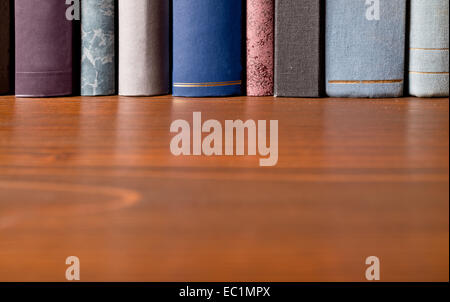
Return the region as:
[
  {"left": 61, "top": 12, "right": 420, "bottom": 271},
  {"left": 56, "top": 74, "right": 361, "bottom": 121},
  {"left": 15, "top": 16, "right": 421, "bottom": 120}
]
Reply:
[
  {"left": 326, "top": 0, "right": 406, "bottom": 98},
  {"left": 172, "top": 0, "right": 243, "bottom": 97}
]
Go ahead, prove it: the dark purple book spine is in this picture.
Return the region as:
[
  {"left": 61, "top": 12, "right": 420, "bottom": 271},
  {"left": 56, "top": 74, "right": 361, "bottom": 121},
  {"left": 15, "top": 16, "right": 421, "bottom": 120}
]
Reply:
[{"left": 15, "top": 0, "right": 73, "bottom": 97}]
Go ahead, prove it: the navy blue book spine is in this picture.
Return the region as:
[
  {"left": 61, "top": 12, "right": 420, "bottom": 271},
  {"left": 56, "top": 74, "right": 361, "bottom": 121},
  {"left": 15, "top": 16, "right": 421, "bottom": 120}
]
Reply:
[{"left": 172, "top": 0, "right": 243, "bottom": 97}]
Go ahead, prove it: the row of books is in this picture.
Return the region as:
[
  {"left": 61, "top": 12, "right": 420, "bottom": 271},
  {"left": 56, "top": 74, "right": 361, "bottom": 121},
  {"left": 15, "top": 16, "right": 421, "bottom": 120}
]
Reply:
[{"left": 0, "top": 0, "right": 448, "bottom": 98}]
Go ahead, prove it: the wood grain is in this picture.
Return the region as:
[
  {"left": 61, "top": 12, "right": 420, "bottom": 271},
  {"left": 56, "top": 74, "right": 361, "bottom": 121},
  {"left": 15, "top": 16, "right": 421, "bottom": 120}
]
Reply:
[{"left": 0, "top": 95, "right": 448, "bottom": 282}]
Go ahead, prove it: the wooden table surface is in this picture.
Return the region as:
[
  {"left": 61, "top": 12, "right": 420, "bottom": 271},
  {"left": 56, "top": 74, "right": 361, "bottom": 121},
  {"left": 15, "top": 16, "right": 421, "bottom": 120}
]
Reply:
[{"left": 0, "top": 95, "right": 448, "bottom": 282}]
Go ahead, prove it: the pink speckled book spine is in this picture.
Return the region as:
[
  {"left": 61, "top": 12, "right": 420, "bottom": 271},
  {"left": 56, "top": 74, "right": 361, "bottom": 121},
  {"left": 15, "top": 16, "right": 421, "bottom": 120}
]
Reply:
[{"left": 247, "top": 0, "right": 274, "bottom": 96}]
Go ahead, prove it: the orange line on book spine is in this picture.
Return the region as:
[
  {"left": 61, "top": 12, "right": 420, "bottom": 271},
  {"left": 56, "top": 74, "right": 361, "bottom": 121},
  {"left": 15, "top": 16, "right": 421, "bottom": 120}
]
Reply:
[
  {"left": 173, "top": 80, "right": 241, "bottom": 85},
  {"left": 410, "top": 48, "right": 449, "bottom": 51},
  {"left": 329, "top": 80, "right": 403, "bottom": 84},
  {"left": 328, "top": 80, "right": 360, "bottom": 84},
  {"left": 362, "top": 80, "right": 403, "bottom": 84},
  {"left": 174, "top": 81, "right": 242, "bottom": 88},
  {"left": 409, "top": 71, "right": 449, "bottom": 75}
]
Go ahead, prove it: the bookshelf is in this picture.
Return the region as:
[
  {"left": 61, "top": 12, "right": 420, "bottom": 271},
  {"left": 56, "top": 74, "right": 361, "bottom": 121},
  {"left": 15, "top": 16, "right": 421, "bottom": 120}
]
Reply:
[{"left": 0, "top": 95, "right": 448, "bottom": 281}]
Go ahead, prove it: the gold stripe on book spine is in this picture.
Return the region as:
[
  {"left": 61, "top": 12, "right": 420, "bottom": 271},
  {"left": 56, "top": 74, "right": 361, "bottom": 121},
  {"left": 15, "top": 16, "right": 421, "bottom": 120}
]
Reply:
[
  {"left": 409, "top": 71, "right": 449, "bottom": 74},
  {"left": 362, "top": 80, "right": 403, "bottom": 84},
  {"left": 173, "top": 81, "right": 241, "bottom": 87},
  {"left": 410, "top": 48, "right": 449, "bottom": 51},
  {"left": 329, "top": 80, "right": 403, "bottom": 84}
]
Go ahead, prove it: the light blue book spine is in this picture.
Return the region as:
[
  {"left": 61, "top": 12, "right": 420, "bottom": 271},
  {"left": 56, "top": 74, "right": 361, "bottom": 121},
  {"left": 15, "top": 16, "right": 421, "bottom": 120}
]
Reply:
[
  {"left": 409, "top": 0, "right": 449, "bottom": 97},
  {"left": 326, "top": 0, "right": 406, "bottom": 98},
  {"left": 81, "top": 0, "right": 115, "bottom": 96}
]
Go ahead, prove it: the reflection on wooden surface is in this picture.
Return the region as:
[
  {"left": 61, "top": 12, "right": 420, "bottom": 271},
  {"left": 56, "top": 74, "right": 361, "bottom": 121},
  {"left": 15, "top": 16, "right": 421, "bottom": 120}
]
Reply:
[{"left": 0, "top": 96, "right": 448, "bottom": 281}]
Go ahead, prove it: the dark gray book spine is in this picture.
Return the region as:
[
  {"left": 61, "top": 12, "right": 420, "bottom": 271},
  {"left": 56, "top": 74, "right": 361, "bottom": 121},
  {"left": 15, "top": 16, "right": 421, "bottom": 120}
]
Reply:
[
  {"left": 274, "top": 0, "right": 322, "bottom": 97},
  {"left": 0, "top": 1, "right": 10, "bottom": 94}
]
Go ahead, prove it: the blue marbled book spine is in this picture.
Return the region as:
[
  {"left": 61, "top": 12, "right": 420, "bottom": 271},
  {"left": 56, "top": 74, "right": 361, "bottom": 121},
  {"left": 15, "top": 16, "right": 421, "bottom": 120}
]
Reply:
[
  {"left": 326, "top": 0, "right": 406, "bottom": 98},
  {"left": 81, "top": 0, "right": 115, "bottom": 96},
  {"left": 409, "top": 0, "right": 449, "bottom": 97}
]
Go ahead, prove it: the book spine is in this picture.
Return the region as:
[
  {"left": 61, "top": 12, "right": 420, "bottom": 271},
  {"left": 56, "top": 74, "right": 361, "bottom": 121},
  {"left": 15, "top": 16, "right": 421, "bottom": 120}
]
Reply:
[
  {"left": 0, "top": 0, "right": 10, "bottom": 94},
  {"left": 119, "top": 0, "right": 169, "bottom": 96},
  {"left": 81, "top": 0, "right": 115, "bottom": 96},
  {"left": 274, "top": 0, "right": 322, "bottom": 97},
  {"left": 173, "top": 0, "right": 243, "bottom": 97},
  {"left": 15, "top": 0, "right": 73, "bottom": 97},
  {"left": 247, "top": 0, "right": 274, "bottom": 96},
  {"left": 409, "top": 0, "right": 449, "bottom": 97},
  {"left": 326, "top": 0, "right": 406, "bottom": 98}
]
